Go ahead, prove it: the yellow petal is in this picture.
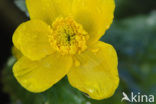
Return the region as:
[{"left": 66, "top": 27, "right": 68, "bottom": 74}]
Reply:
[
  {"left": 12, "top": 20, "right": 54, "bottom": 61},
  {"left": 71, "top": 0, "right": 115, "bottom": 45},
  {"left": 26, "top": 0, "right": 72, "bottom": 24},
  {"left": 12, "top": 46, "right": 23, "bottom": 59},
  {"left": 13, "top": 53, "right": 72, "bottom": 92},
  {"left": 26, "top": 0, "right": 115, "bottom": 44},
  {"left": 67, "top": 41, "right": 119, "bottom": 100}
]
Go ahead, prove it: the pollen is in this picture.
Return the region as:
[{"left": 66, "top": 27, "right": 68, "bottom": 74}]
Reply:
[{"left": 49, "top": 17, "right": 89, "bottom": 55}]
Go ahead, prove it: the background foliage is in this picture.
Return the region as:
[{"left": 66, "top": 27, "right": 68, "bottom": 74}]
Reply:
[{"left": 1, "top": 0, "right": 156, "bottom": 104}]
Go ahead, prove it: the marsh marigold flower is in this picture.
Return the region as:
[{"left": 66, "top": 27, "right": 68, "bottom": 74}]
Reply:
[{"left": 12, "top": 0, "right": 119, "bottom": 100}]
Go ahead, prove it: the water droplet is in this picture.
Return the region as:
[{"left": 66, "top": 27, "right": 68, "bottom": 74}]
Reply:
[{"left": 91, "top": 48, "right": 99, "bottom": 53}]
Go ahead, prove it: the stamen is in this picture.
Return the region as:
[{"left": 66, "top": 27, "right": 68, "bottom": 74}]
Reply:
[{"left": 49, "top": 17, "right": 89, "bottom": 55}]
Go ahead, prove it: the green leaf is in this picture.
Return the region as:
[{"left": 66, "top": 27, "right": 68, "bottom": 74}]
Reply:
[{"left": 14, "top": 0, "right": 28, "bottom": 16}]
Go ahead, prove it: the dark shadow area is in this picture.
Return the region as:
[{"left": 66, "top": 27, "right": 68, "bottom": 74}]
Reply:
[{"left": 0, "top": 0, "right": 28, "bottom": 103}]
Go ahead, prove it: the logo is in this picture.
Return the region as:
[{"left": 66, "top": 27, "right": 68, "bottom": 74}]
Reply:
[{"left": 121, "top": 92, "right": 155, "bottom": 103}]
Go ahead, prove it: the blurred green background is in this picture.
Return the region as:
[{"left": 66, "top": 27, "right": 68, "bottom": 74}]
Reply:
[{"left": 0, "top": 0, "right": 156, "bottom": 104}]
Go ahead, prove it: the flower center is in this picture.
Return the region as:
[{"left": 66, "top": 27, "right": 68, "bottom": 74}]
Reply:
[{"left": 49, "top": 17, "right": 89, "bottom": 55}]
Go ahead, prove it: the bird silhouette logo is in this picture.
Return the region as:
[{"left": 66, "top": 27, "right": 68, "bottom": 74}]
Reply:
[{"left": 121, "top": 92, "right": 131, "bottom": 102}]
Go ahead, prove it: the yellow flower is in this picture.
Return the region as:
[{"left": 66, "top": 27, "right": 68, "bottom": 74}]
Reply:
[{"left": 12, "top": 0, "right": 119, "bottom": 100}]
